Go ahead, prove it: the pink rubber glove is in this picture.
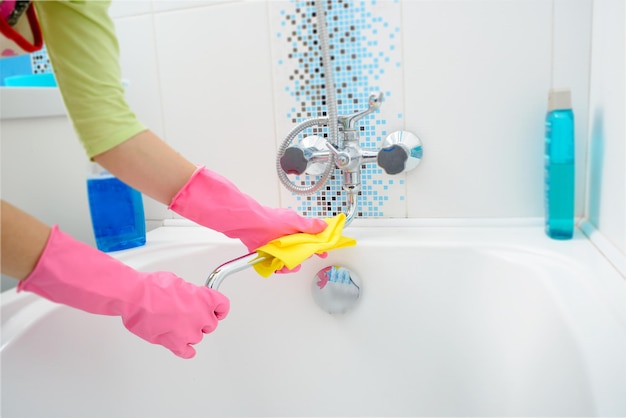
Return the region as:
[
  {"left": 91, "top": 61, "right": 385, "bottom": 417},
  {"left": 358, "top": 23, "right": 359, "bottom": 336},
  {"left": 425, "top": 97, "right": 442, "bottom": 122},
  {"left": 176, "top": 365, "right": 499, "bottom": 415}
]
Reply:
[
  {"left": 18, "top": 226, "right": 229, "bottom": 359},
  {"left": 169, "top": 166, "right": 327, "bottom": 252}
]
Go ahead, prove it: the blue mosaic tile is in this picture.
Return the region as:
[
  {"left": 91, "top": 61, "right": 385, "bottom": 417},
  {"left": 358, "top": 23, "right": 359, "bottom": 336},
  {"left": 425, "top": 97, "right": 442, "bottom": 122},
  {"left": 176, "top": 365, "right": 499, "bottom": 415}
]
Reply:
[{"left": 276, "top": 0, "right": 402, "bottom": 218}]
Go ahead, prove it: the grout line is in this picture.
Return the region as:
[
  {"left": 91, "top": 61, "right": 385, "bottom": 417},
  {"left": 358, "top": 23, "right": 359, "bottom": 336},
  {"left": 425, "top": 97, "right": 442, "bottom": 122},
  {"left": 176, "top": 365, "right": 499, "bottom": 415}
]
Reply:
[
  {"left": 263, "top": 0, "right": 285, "bottom": 208},
  {"left": 550, "top": 0, "right": 555, "bottom": 89},
  {"left": 582, "top": 0, "right": 596, "bottom": 222},
  {"left": 399, "top": 0, "right": 409, "bottom": 218},
  {"left": 580, "top": 219, "right": 626, "bottom": 279}
]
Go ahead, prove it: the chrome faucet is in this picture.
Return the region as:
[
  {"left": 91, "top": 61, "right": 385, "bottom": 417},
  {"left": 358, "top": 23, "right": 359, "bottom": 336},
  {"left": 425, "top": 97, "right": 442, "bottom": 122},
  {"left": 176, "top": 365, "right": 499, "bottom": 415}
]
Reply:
[
  {"left": 277, "top": 91, "right": 423, "bottom": 225},
  {"left": 206, "top": 93, "right": 423, "bottom": 291},
  {"left": 205, "top": 252, "right": 263, "bottom": 290}
]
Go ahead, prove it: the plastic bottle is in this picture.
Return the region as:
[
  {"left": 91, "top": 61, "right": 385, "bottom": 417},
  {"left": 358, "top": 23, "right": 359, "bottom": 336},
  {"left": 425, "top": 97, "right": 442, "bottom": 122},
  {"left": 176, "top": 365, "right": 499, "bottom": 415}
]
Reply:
[
  {"left": 544, "top": 88, "right": 575, "bottom": 240},
  {"left": 86, "top": 163, "right": 146, "bottom": 252}
]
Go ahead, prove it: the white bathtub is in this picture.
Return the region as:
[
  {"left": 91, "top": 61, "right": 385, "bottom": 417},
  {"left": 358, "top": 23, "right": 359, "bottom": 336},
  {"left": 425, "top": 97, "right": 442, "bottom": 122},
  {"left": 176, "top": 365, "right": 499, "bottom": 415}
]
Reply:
[{"left": 2, "top": 220, "right": 626, "bottom": 417}]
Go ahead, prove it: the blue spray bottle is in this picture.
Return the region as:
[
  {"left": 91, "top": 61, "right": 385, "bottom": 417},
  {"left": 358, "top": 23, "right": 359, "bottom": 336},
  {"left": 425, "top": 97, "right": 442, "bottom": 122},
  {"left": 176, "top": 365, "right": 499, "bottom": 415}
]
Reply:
[
  {"left": 544, "top": 88, "right": 575, "bottom": 239},
  {"left": 87, "top": 162, "right": 146, "bottom": 252}
]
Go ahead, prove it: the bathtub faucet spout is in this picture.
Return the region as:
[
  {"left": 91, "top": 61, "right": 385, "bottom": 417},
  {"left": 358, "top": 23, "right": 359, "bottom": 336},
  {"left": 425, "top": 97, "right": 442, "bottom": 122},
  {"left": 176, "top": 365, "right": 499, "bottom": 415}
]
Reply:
[{"left": 205, "top": 253, "right": 267, "bottom": 290}]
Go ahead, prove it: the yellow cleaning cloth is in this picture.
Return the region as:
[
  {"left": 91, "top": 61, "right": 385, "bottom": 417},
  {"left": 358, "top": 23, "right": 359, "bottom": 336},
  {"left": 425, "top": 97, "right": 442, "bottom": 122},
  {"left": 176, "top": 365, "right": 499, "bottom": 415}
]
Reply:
[{"left": 252, "top": 213, "right": 356, "bottom": 277}]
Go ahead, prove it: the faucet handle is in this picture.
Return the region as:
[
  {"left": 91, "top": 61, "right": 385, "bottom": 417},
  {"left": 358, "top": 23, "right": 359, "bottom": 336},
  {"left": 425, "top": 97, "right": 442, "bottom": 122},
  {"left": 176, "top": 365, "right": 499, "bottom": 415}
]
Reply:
[
  {"left": 279, "top": 135, "right": 332, "bottom": 176},
  {"left": 377, "top": 131, "right": 423, "bottom": 175},
  {"left": 340, "top": 91, "right": 384, "bottom": 130},
  {"left": 279, "top": 147, "right": 309, "bottom": 175}
]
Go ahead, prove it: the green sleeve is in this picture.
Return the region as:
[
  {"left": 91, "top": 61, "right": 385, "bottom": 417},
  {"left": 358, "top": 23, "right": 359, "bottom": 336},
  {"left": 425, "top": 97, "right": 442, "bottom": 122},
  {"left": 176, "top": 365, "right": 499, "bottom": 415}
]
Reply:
[{"left": 34, "top": 0, "right": 146, "bottom": 159}]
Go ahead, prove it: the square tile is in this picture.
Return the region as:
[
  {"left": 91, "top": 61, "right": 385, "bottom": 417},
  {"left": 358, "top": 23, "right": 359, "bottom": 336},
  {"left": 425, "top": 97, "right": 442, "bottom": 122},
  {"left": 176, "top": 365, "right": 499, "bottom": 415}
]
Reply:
[
  {"left": 109, "top": 0, "right": 152, "bottom": 18},
  {"left": 553, "top": 0, "right": 593, "bottom": 218},
  {"left": 403, "top": 0, "right": 552, "bottom": 218},
  {"left": 154, "top": 2, "right": 280, "bottom": 208},
  {"left": 152, "top": 0, "right": 234, "bottom": 13}
]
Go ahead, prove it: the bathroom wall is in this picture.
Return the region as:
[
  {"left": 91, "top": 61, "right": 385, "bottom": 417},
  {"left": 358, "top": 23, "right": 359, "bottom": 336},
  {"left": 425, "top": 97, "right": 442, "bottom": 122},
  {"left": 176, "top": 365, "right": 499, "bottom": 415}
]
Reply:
[
  {"left": 107, "top": 0, "right": 594, "bottom": 221},
  {"left": 1, "top": 0, "right": 623, "bottom": 277},
  {"left": 585, "top": 0, "right": 626, "bottom": 259}
]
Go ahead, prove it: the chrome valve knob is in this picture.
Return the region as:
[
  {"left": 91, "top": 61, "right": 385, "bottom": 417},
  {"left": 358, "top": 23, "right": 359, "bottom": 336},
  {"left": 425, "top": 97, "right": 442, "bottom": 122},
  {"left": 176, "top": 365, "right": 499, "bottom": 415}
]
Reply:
[
  {"left": 279, "top": 135, "right": 331, "bottom": 176},
  {"left": 279, "top": 147, "right": 309, "bottom": 175},
  {"left": 377, "top": 131, "right": 423, "bottom": 175}
]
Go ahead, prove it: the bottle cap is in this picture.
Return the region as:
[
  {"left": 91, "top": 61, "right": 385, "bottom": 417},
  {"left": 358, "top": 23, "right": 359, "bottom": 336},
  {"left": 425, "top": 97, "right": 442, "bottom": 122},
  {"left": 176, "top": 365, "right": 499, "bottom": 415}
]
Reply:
[{"left": 548, "top": 88, "right": 572, "bottom": 111}]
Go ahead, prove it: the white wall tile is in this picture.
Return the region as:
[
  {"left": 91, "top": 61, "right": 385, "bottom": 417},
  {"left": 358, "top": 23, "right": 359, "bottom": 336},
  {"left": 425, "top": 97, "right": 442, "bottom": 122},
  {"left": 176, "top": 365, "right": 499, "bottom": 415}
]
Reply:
[
  {"left": 153, "top": 2, "right": 280, "bottom": 208},
  {"left": 403, "top": 0, "right": 552, "bottom": 218},
  {"left": 553, "top": 0, "right": 592, "bottom": 219},
  {"left": 151, "top": 0, "right": 235, "bottom": 13},
  {"left": 109, "top": 0, "right": 153, "bottom": 18},
  {"left": 1, "top": 117, "right": 96, "bottom": 246}
]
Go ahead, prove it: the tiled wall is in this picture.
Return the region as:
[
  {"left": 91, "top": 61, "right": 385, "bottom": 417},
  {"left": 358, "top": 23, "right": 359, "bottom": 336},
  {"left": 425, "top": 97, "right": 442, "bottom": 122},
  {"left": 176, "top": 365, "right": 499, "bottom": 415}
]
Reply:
[
  {"left": 110, "top": 0, "right": 592, "bottom": 222},
  {"left": 30, "top": 46, "right": 53, "bottom": 75},
  {"left": 269, "top": 0, "right": 405, "bottom": 218},
  {"left": 2, "top": 0, "right": 623, "bottom": 292},
  {"left": 4, "top": 0, "right": 622, "bottom": 293}
]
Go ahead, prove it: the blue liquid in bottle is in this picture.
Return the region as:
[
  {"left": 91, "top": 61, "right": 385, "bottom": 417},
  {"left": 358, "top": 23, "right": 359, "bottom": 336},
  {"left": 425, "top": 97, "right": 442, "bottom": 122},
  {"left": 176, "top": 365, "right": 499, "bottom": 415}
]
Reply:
[
  {"left": 87, "top": 172, "right": 146, "bottom": 252},
  {"left": 544, "top": 89, "right": 575, "bottom": 240}
]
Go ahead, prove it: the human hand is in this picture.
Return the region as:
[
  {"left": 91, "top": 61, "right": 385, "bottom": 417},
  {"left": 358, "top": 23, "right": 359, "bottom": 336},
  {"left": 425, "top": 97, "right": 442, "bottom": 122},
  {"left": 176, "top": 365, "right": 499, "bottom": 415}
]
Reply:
[
  {"left": 121, "top": 272, "right": 229, "bottom": 358},
  {"left": 169, "top": 166, "right": 327, "bottom": 251},
  {"left": 18, "top": 225, "right": 229, "bottom": 359}
]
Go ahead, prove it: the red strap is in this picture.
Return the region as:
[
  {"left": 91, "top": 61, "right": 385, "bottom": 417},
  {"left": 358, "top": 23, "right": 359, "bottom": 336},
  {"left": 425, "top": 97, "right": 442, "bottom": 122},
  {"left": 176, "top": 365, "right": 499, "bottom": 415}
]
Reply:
[{"left": 0, "top": 2, "right": 43, "bottom": 53}]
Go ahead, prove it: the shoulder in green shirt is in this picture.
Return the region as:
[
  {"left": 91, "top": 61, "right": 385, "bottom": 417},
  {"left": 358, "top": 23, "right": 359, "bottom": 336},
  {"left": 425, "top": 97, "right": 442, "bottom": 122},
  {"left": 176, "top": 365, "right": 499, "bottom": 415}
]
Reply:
[{"left": 34, "top": 0, "right": 146, "bottom": 158}]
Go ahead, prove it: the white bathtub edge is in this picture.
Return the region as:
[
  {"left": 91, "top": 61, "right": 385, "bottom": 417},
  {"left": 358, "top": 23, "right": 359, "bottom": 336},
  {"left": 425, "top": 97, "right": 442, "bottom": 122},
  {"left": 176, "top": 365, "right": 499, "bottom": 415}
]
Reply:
[
  {"left": 163, "top": 217, "right": 548, "bottom": 228},
  {"left": 580, "top": 219, "right": 626, "bottom": 279}
]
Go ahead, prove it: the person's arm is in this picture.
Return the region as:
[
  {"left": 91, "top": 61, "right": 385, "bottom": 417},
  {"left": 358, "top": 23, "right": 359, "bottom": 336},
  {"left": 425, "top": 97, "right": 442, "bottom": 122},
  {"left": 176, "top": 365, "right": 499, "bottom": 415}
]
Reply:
[
  {"left": 32, "top": 1, "right": 195, "bottom": 205},
  {"left": 34, "top": 0, "right": 326, "bottom": 252},
  {"left": 1, "top": 200, "right": 229, "bottom": 359},
  {"left": 0, "top": 200, "right": 50, "bottom": 280},
  {"left": 93, "top": 129, "right": 196, "bottom": 205}
]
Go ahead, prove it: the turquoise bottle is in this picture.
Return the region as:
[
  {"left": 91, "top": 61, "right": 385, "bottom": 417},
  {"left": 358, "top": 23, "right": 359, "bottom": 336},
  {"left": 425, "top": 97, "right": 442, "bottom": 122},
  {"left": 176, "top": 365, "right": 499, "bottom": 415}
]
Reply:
[
  {"left": 544, "top": 88, "right": 575, "bottom": 240},
  {"left": 87, "top": 163, "right": 146, "bottom": 252}
]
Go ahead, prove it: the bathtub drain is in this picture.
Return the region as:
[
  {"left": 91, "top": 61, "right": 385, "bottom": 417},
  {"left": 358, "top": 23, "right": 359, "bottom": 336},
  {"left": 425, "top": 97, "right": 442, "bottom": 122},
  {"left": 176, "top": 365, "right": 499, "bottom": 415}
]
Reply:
[{"left": 312, "top": 266, "right": 361, "bottom": 314}]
